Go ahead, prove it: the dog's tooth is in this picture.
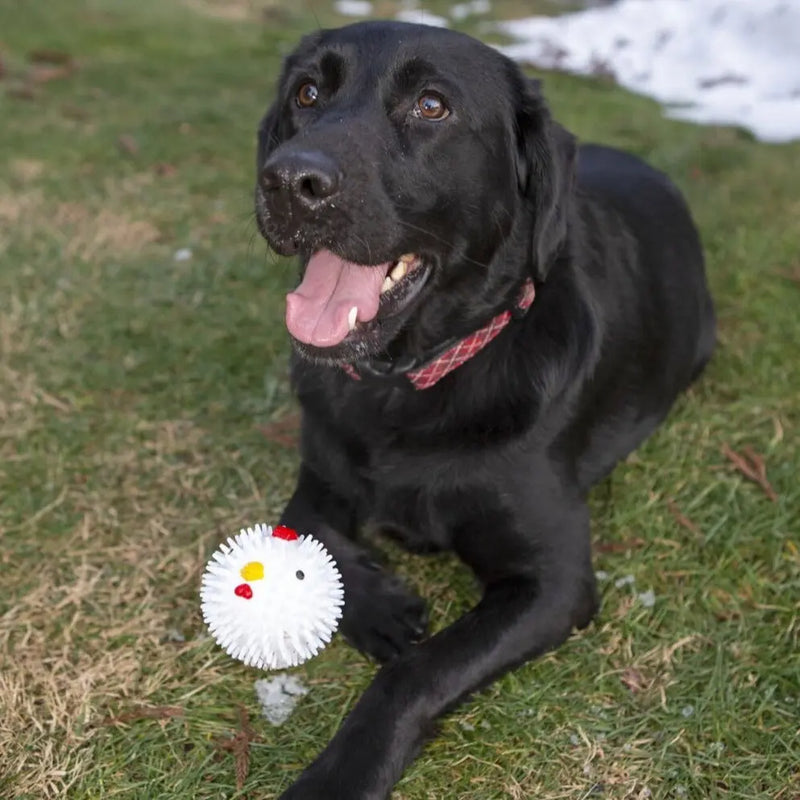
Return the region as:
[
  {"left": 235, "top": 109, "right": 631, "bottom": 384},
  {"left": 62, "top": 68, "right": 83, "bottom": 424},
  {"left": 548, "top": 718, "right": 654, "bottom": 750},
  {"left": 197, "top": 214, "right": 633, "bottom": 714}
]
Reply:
[
  {"left": 381, "top": 276, "right": 394, "bottom": 294},
  {"left": 348, "top": 306, "right": 358, "bottom": 331},
  {"left": 398, "top": 253, "right": 415, "bottom": 263},
  {"left": 390, "top": 261, "right": 408, "bottom": 281}
]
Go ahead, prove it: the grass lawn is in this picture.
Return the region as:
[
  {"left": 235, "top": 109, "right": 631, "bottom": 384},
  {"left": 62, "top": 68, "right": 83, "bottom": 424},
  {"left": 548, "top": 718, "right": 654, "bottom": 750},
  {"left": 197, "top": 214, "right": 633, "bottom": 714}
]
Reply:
[{"left": 0, "top": 1, "right": 798, "bottom": 798}]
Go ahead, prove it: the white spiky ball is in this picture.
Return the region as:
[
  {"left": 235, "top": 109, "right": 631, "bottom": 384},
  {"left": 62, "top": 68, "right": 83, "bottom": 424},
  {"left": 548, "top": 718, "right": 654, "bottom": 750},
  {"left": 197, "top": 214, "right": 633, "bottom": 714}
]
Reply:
[{"left": 200, "top": 523, "right": 344, "bottom": 670}]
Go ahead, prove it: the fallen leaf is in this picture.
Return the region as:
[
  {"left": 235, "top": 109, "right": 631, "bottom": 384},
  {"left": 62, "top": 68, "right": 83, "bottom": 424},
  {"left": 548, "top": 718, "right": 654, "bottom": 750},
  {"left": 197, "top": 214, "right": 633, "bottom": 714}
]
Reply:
[
  {"left": 30, "top": 64, "right": 74, "bottom": 84},
  {"left": 154, "top": 162, "right": 178, "bottom": 177},
  {"left": 214, "top": 705, "right": 260, "bottom": 790},
  {"left": 666, "top": 498, "right": 701, "bottom": 537},
  {"left": 258, "top": 411, "right": 300, "bottom": 448},
  {"left": 721, "top": 443, "right": 778, "bottom": 502},
  {"left": 103, "top": 705, "right": 184, "bottom": 725},
  {"left": 261, "top": 5, "right": 292, "bottom": 24},
  {"left": 61, "top": 103, "right": 90, "bottom": 120},
  {"left": 117, "top": 134, "right": 140, "bottom": 156},
  {"left": 6, "top": 85, "right": 36, "bottom": 100},
  {"left": 28, "top": 48, "right": 73, "bottom": 65},
  {"left": 620, "top": 667, "right": 645, "bottom": 693}
]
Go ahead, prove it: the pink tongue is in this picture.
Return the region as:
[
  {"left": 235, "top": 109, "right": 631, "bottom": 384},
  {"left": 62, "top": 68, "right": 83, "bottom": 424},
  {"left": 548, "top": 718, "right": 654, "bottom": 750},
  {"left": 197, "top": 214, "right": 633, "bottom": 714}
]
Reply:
[{"left": 285, "top": 249, "right": 389, "bottom": 347}]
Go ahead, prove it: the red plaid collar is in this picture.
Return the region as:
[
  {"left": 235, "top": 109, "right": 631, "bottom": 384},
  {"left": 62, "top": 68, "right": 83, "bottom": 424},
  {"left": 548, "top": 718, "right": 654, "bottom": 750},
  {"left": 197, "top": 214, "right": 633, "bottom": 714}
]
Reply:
[{"left": 342, "top": 279, "right": 535, "bottom": 390}]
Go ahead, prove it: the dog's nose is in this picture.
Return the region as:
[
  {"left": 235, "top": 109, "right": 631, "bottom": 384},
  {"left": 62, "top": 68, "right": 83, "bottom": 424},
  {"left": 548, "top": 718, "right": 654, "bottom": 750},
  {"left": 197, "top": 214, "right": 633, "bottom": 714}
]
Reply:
[{"left": 260, "top": 151, "right": 341, "bottom": 209}]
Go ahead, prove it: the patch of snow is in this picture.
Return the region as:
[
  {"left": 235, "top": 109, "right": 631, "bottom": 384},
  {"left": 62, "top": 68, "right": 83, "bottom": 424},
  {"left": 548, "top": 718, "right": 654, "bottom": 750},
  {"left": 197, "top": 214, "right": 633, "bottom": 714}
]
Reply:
[
  {"left": 638, "top": 589, "right": 656, "bottom": 608},
  {"left": 396, "top": 8, "right": 449, "bottom": 28},
  {"left": 173, "top": 247, "right": 192, "bottom": 261},
  {"left": 498, "top": 0, "right": 800, "bottom": 142},
  {"left": 451, "top": 0, "right": 491, "bottom": 21},
  {"left": 614, "top": 573, "right": 636, "bottom": 588},
  {"left": 254, "top": 674, "right": 308, "bottom": 726},
  {"left": 335, "top": 0, "right": 373, "bottom": 16}
]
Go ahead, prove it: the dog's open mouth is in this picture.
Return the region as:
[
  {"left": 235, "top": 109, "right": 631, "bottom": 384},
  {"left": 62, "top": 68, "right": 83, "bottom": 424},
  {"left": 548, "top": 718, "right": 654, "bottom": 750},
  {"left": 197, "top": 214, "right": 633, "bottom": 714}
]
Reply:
[{"left": 285, "top": 249, "right": 430, "bottom": 349}]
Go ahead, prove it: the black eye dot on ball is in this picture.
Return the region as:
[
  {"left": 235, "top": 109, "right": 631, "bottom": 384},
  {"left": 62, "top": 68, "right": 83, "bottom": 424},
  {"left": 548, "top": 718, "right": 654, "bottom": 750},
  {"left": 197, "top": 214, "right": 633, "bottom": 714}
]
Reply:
[{"left": 295, "top": 570, "right": 305, "bottom": 580}]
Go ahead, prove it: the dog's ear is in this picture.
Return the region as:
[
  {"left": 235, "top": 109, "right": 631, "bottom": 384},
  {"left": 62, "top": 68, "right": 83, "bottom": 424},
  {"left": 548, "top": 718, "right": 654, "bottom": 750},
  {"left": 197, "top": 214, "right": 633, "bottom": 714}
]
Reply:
[
  {"left": 515, "top": 78, "right": 577, "bottom": 282},
  {"left": 257, "top": 31, "right": 325, "bottom": 167}
]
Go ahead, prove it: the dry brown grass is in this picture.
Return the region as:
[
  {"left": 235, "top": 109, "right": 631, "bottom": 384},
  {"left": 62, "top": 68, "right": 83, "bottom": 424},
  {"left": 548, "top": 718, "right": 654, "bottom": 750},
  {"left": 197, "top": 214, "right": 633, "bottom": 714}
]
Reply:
[
  {"left": 0, "top": 160, "right": 161, "bottom": 264},
  {"left": 0, "top": 406, "right": 240, "bottom": 797},
  {"left": 0, "top": 565, "right": 154, "bottom": 796},
  {"left": 0, "top": 188, "right": 43, "bottom": 238},
  {"left": 9, "top": 158, "right": 46, "bottom": 182},
  {"left": 53, "top": 203, "right": 161, "bottom": 261},
  {"left": 183, "top": 0, "right": 264, "bottom": 21}
]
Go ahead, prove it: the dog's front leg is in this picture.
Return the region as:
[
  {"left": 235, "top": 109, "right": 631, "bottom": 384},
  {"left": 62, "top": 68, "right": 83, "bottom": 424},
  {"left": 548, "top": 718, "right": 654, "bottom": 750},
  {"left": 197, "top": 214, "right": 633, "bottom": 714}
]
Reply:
[
  {"left": 278, "top": 501, "right": 598, "bottom": 800},
  {"left": 282, "top": 465, "right": 428, "bottom": 662}
]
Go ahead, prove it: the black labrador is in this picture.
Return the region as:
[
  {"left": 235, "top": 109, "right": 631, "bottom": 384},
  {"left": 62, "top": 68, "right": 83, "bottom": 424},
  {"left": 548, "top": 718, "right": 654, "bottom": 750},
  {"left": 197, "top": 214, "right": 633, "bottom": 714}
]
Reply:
[{"left": 254, "top": 20, "right": 715, "bottom": 800}]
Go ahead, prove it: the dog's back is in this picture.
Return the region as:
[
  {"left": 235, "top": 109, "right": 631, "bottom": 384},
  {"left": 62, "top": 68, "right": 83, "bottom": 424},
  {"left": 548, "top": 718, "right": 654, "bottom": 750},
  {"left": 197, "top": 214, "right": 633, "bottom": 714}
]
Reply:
[{"left": 548, "top": 144, "right": 716, "bottom": 487}]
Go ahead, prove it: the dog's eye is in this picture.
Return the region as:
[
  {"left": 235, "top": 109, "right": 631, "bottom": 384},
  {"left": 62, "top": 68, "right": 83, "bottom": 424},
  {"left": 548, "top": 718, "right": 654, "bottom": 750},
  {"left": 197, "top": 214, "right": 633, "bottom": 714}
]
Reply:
[
  {"left": 416, "top": 93, "right": 449, "bottom": 121},
  {"left": 296, "top": 82, "right": 319, "bottom": 108}
]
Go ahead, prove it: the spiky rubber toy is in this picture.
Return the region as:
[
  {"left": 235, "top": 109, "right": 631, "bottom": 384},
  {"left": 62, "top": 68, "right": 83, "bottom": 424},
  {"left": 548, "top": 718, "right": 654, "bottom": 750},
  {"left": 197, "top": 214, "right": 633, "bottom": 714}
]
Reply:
[{"left": 200, "top": 524, "right": 344, "bottom": 669}]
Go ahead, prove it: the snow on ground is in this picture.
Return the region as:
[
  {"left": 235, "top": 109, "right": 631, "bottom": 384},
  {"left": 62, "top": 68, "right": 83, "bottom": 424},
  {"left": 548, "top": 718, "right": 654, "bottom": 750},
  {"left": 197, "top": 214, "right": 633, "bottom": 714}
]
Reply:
[
  {"left": 335, "top": 0, "right": 450, "bottom": 28},
  {"left": 395, "top": 7, "right": 450, "bottom": 27},
  {"left": 451, "top": 0, "right": 491, "bottom": 20},
  {"left": 254, "top": 674, "right": 308, "bottom": 726},
  {"left": 334, "top": 0, "right": 374, "bottom": 17},
  {"left": 329, "top": 0, "right": 800, "bottom": 142},
  {"left": 498, "top": 0, "right": 800, "bottom": 143}
]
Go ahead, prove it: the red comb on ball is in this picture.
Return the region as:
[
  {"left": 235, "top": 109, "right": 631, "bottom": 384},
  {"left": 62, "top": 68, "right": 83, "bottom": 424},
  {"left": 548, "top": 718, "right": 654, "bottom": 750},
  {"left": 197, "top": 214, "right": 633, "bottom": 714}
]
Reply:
[{"left": 272, "top": 525, "right": 299, "bottom": 541}]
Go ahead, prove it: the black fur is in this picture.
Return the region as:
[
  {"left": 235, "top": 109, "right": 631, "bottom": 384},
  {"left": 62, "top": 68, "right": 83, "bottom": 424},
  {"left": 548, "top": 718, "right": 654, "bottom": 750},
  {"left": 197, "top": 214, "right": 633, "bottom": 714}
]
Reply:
[{"left": 253, "top": 21, "right": 715, "bottom": 800}]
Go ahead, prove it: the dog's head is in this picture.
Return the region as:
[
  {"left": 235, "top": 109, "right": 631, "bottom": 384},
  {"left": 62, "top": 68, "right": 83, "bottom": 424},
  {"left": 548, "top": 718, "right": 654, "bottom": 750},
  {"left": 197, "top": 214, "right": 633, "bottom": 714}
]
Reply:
[{"left": 255, "top": 21, "right": 575, "bottom": 366}]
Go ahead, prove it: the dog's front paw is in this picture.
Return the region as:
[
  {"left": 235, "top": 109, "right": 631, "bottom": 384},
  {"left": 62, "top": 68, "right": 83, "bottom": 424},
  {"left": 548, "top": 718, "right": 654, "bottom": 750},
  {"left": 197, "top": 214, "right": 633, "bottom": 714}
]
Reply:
[
  {"left": 341, "top": 556, "right": 428, "bottom": 662},
  {"left": 277, "top": 780, "right": 326, "bottom": 800},
  {"left": 278, "top": 769, "right": 386, "bottom": 800},
  {"left": 278, "top": 781, "right": 333, "bottom": 800}
]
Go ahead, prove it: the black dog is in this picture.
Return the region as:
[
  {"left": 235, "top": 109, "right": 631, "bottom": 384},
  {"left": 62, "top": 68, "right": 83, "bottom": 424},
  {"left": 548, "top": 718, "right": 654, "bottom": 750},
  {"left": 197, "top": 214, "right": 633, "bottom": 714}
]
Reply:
[{"left": 254, "top": 21, "right": 715, "bottom": 799}]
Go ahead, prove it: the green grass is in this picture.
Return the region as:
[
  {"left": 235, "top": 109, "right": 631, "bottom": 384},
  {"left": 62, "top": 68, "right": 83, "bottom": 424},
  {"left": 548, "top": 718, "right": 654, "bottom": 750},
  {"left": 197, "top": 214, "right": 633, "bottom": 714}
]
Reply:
[{"left": 0, "top": 1, "right": 798, "bottom": 798}]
